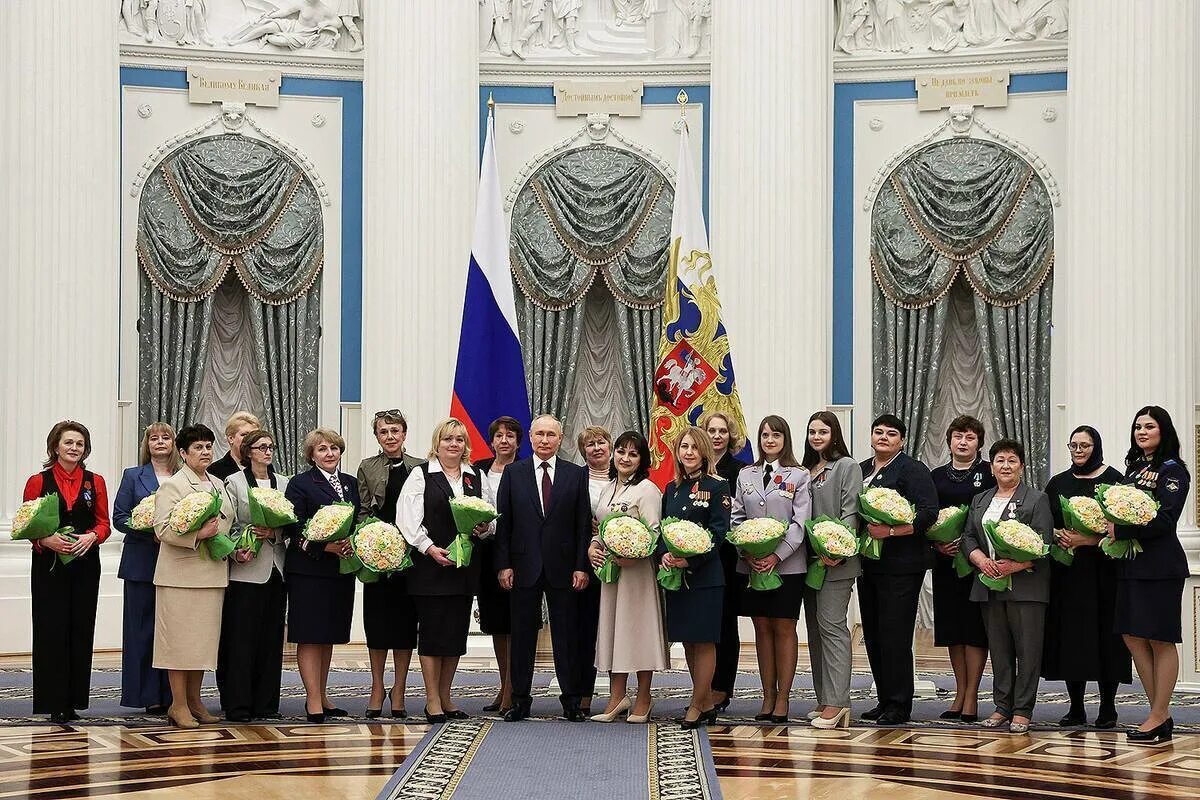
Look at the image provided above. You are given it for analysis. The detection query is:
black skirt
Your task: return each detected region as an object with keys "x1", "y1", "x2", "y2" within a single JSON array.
[
  {"x1": 286, "y1": 573, "x2": 355, "y2": 645},
  {"x1": 931, "y1": 557, "x2": 988, "y2": 648},
  {"x1": 363, "y1": 573, "x2": 418, "y2": 651},
  {"x1": 475, "y1": 538, "x2": 511, "y2": 635},
  {"x1": 739, "y1": 573, "x2": 804, "y2": 620},
  {"x1": 413, "y1": 594, "x2": 473, "y2": 657},
  {"x1": 665, "y1": 586, "x2": 723, "y2": 643},
  {"x1": 1042, "y1": 548, "x2": 1131, "y2": 682},
  {"x1": 1115, "y1": 578, "x2": 1184, "y2": 644}
]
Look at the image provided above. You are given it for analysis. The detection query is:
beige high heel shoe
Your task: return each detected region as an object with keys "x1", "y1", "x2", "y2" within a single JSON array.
[
  {"x1": 627, "y1": 700, "x2": 654, "y2": 724},
  {"x1": 167, "y1": 706, "x2": 199, "y2": 729},
  {"x1": 590, "y1": 696, "x2": 631, "y2": 722},
  {"x1": 810, "y1": 708, "x2": 850, "y2": 729}
]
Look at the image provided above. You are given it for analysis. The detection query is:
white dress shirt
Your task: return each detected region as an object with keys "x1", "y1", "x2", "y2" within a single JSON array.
[
  {"x1": 398, "y1": 460, "x2": 495, "y2": 554},
  {"x1": 317, "y1": 466, "x2": 345, "y2": 500},
  {"x1": 533, "y1": 454, "x2": 558, "y2": 515},
  {"x1": 982, "y1": 494, "x2": 1010, "y2": 558}
]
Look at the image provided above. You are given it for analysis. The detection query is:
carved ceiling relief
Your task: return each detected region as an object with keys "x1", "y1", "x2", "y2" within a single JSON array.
[
  {"x1": 479, "y1": 0, "x2": 711, "y2": 62},
  {"x1": 834, "y1": 0, "x2": 1067, "y2": 56},
  {"x1": 119, "y1": 0, "x2": 364, "y2": 55}
]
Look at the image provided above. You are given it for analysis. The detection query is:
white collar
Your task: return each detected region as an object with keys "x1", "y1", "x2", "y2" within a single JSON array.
[
  {"x1": 318, "y1": 467, "x2": 339, "y2": 481},
  {"x1": 763, "y1": 460, "x2": 781, "y2": 473},
  {"x1": 429, "y1": 459, "x2": 474, "y2": 477},
  {"x1": 535, "y1": 455, "x2": 558, "y2": 470}
]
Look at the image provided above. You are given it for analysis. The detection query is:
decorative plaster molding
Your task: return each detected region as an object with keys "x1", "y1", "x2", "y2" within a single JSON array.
[
  {"x1": 833, "y1": 41, "x2": 1066, "y2": 83},
  {"x1": 121, "y1": 45, "x2": 363, "y2": 80},
  {"x1": 480, "y1": 59, "x2": 709, "y2": 87}
]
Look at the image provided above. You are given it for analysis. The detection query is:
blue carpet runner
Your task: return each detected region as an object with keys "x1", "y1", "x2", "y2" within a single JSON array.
[{"x1": 376, "y1": 720, "x2": 722, "y2": 800}]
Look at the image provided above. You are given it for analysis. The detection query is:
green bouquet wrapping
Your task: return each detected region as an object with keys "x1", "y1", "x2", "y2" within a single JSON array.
[
  {"x1": 594, "y1": 513, "x2": 658, "y2": 584},
  {"x1": 803, "y1": 516, "x2": 860, "y2": 590},
  {"x1": 656, "y1": 517, "x2": 714, "y2": 591},
  {"x1": 1095, "y1": 484, "x2": 1156, "y2": 560},
  {"x1": 248, "y1": 486, "x2": 298, "y2": 529},
  {"x1": 857, "y1": 487, "x2": 916, "y2": 560},
  {"x1": 1053, "y1": 495, "x2": 1109, "y2": 566},
  {"x1": 339, "y1": 518, "x2": 411, "y2": 583},
  {"x1": 234, "y1": 524, "x2": 264, "y2": 558},
  {"x1": 978, "y1": 519, "x2": 1050, "y2": 592},
  {"x1": 302, "y1": 502, "x2": 356, "y2": 543},
  {"x1": 727, "y1": 517, "x2": 788, "y2": 592},
  {"x1": 447, "y1": 496, "x2": 500, "y2": 568},
  {"x1": 925, "y1": 505, "x2": 973, "y2": 577},
  {"x1": 11, "y1": 494, "x2": 61, "y2": 541},
  {"x1": 166, "y1": 490, "x2": 232, "y2": 560}
]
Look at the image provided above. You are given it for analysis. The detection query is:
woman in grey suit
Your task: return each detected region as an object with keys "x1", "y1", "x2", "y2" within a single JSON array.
[
  {"x1": 962, "y1": 439, "x2": 1054, "y2": 734},
  {"x1": 800, "y1": 411, "x2": 862, "y2": 729},
  {"x1": 730, "y1": 415, "x2": 811, "y2": 723},
  {"x1": 218, "y1": 429, "x2": 289, "y2": 722}
]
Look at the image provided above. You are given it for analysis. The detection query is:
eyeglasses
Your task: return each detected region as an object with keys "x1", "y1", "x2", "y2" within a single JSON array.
[
  {"x1": 1066, "y1": 443, "x2": 1093, "y2": 452},
  {"x1": 374, "y1": 409, "x2": 404, "y2": 419},
  {"x1": 251, "y1": 444, "x2": 275, "y2": 452}
]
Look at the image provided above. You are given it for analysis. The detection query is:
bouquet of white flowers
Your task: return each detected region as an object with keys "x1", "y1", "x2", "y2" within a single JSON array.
[
  {"x1": 301, "y1": 502, "x2": 356, "y2": 542},
  {"x1": 248, "y1": 487, "x2": 298, "y2": 529},
  {"x1": 657, "y1": 518, "x2": 714, "y2": 591},
  {"x1": 1052, "y1": 496, "x2": 1107, "y2": 565},
  {"x1": 340, "y1": 518, "x2": 411, "y2": 582},
  {"x1": 979, "y1": 519, "x2": 1049, "y2": 592},
  {"x1": 925, "y1": 505, "x2": 972, "y2": 577},
  {"x1": 447, "y1": 496, "x2": 499, "y2": 568},
  {"x1": 1095, "y1": 484, "x2": 1156, "y2": 560},
  {"x1": 11, "y1": 494, "x2": 61, "y2": 542},
  {"x1": 727, "y1": 517, "x2": 788, "y2": 591},
  {"x1": 857, "y1": 487, "x2": 916, "y2": 560},
  {"x1": 803, "y1": 516, "x2": 859, "y2": 590},
  {"x1": 168, "y1": 490, "x2": 234, "y2": 560},
  {"x1": 128, "y1": 494, "x2": 157, "y2": 532},
  {"x1": 595, "y1": 513, "x2": 658, "y2": 584}
]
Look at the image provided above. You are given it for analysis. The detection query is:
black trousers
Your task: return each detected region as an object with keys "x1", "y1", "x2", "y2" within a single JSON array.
[
  {"x1": 576, "y1": 578, "x2": 600, "y2": 700},
  {"x1": 712, "y1": 543, "x2": 745, "y2": 697},
  {"x1": 217, "y1": 571, "x2": 286, "y2": 717},
  {"x1": 510, "y1": 577, "x2": 581, "y2": 709},
  {"x1": 857, "y1": 570, "x2": 924, "y2": 716},
  {"x1": 31, "y1": 548, "x2": 100, "y2": 714}
]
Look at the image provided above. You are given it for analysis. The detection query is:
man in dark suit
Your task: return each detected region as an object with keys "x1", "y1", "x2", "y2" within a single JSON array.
[{"x1": 494, "y1": 414, "x2": 592, "y2": 721}]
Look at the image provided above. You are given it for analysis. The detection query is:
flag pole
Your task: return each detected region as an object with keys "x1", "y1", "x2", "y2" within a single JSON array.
[
  {"x1": 487, "y1": 90, "x2": 495, "y2": 117},
  {"x1": 676, "y1": 88, "x2": 688, "y2": 132}
]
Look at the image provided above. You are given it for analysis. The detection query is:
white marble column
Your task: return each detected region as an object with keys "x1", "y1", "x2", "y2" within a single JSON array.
[
  {"x1": 709, "y1": 2, "x2": 833, "y2": 428},
  {"x1": 0, "y1": 2, "x2": 120, "y2": 648},
  {"x1": 359, "y1": 2, "x2": 479, "y2": 454}
]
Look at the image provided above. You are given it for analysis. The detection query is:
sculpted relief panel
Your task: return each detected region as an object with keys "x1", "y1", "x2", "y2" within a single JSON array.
[
  {"x1": 120, "y1": 0, "x2": 364, "y2": 54},
  {"x1": 835, "y1": 0, "x2": 1067, "y2": 55}
]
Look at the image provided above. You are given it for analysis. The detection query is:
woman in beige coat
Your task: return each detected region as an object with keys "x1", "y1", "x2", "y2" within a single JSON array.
[{"x1": 153, "y1": 424, "x2": 235, "y2": 729}]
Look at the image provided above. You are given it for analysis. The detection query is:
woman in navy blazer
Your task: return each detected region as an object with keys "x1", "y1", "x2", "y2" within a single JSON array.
[
  {"x1": 283, "y1": 427, "x2": 361, "y2": 724},
  {"x1": 659, "y1": 426, "x2": 731, "y2": 729},
  {"x1": 113, "y1": 422, "x2": 179, "y2": 713}
]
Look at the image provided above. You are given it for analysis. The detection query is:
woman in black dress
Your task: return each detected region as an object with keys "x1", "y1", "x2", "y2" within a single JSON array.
[
  {"x1": 1108, "y1": 406, "x2": 1191, "y2": 743},
  {"x1": 701, "y1": 411, "x2": 748, "y2": 712},
  {"x1": 1042, "y1": 425, "x2": 1130, "y2": 728},
  {"x1": 929, "y1": 415, "x2": 994, "y2": 723},
  {"x1": 659, "y1": 426, "x2": 731, "y2": 729}
]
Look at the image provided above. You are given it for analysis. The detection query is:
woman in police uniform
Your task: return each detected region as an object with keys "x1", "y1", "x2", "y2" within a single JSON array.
[{"x1": 1108, "y1": 406, "x2": 1191, "y2": 744}]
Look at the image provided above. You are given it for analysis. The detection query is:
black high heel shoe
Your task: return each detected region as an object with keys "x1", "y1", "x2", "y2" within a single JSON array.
[
  {"x1": 1127, "y1": 717, "x2": 1172, "y2": 744},
  {"x1": 366, "y1": 689, "x2": 384, "y2": 719},
  {"x1": 306, "y1": 708, "x2": 326, "y2": 724},
  {"x1": 388, "y1": 689, "x2": 408, "y2": 719},
  {"x1": 425, "y1": 705, "x2": 447, "y2": 724},
  {"x1": 680, "y1": 706, "x2": 705, "y2": 730},
  {"x1": 713, "y1": 697, "x2": 731, "y2": 713}
]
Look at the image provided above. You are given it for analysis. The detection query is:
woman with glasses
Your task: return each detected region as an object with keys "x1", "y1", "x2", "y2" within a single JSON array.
[
  {"x1": 1041, "y1": 426, "x2": 1129, "y2": 728},
  {"x1": 356, "y1": 410, "x2": 424, "y2": 718}
]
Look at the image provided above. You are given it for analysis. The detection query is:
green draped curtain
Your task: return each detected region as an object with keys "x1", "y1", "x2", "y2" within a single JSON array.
[
  {"x1": 870, "y1": 138, "x2": 1054, "y2": 484},
  {"x1": 510, "y1": 144, "x2": 673, "y2": 435},
  {"x1": 136, "y1": 134, "x2": 323, "y2": 473}
]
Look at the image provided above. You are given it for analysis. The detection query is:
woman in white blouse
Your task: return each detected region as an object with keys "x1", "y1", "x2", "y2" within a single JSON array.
[
  {"x1": 397, "y1": 418, "x2": 493, "y2": 723},
  {"x1": 576, "y1": 424, "x2": 613, "y2": 715}
]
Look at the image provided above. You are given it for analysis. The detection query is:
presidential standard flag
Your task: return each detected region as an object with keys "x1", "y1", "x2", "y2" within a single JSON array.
[
  {"x1": 450, "y1": 106, "x2": 532, "y2": 459},
  {"x1": 648, "y1": 116, "x2": 750, "y2": 486}
]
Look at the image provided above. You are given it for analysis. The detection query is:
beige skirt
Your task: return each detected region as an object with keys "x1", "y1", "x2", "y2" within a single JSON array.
[
  {"x1": 153, "y1": 586, "x2": 224, "y2": 671},
  {"x1": 595, "y1": 558, "x2": 669, "y2": 673}
]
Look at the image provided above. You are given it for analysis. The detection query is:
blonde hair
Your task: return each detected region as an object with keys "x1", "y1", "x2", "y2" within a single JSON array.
[
  {"x1": 303, "y1": 427, "x2": 346, "y2": 465},
  {"x1": 139, "y1": 422, "x2": 180, "y2": 471},
  {"x1": 672, "y1": 426, "x2": 718, "y2": 486},
  {"x1": 698, "y1": 410, "x2": 745, "y2": 453},
  {"x1": 224, "y1": 411, "x2": 262, "y2": 438},
  {"x1": 576, "y1": 425, "x2": 612, "y2": 458},
  {"x1": 428, "y1": 418, "x2": 472, "y2": 461}
]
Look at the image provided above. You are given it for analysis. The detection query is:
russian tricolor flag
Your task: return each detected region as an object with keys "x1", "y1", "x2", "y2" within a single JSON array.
[{"x1": 450, "y1": 106, "x2": 533, "y2": 459}]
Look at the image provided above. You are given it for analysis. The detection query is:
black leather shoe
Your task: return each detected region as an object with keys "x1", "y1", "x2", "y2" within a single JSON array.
[
  {"x1": 323, "y1": 706, "x2": 348, "y2": 717},
  {"x1": 226, "y1": 711, "x2": 252, "y2": 723},
  {"x1": 567, "y1": 709, "x2": 586, "y2": 722},
  {"x1": 1127, "y1": 718, "x2": 1172, "y2": 744},
  {"x1": 445, "y1": 709, "x2": 469, "y2": 720},
  {"x1": 959, "y1": 713, "x2": 978, "y2": 724},
  {"x1": 768, "y1": 714, "x2": 788, "y2": 724},
  {"x1": 713, "y1": 697, "x2": 731, "y2": 713},
  {"x1": 482, "y1": 701, "x2": 502, "y2": 713},
  {"x1": 876, "y1": 711, "x2": 910, "y2": 726},
  {"x1": 939, "y1": 710, "x2": 962, "y2": 720},
  {"x1": 1059, "y1": 712, "x2": 1086, "y2": 727},
  {"x1": 49, "y1": 712, "x2": 70, "y2": 724},
  {"x1": 306, "y1": 712, "x2": 326, "y2": 724},
  {"x1": 753, "y1": 712, "x2": 773, "y2": 721},
  {"x1": 503, "y1": 702, "x2": 531, "y2": 722},
  {"x1": 146, "y1": 705, "x2": 168, "y2": 715},
  {"x1": 66, "y1": 710, "x2": 81, "y2": 722},
  {"x1": 704, "y1": 707, "x2": 721, "y2": 726},
  {"x1": 680, "y1": 708, "x2": 704, "y2": 730},
  {"x1": 424, "y1": 705, "x2": 447, "y2": 724},
  {"x1": 861, "y1": 705, "x2": 885, "y2": 721},
  {"x1": 1095, "y1": 714, "x2": 1118, "y2": 730}
]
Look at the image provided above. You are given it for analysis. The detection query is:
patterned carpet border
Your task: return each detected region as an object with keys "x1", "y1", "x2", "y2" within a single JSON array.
[
  {"x1": 649, "y1": 723, "x2": 720, "y2": 800},
  {"x1": 377, "y1": 719, "x2": 492, "y2": 800}
]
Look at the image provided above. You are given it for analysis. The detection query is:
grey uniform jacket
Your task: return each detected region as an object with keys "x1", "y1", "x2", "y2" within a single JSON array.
[
  {"x1": 730, "y1": 463, "x2": 812, "y2": 575},
  {"x1": 961, "y1": 482, "x2": 1055, "y2": 603}
]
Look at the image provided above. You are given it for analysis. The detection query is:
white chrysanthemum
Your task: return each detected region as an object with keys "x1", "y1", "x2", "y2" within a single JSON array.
[
  {"x1": 450, "y1": 496, "x2": 498, "y2": 514},
  {"x1": 12, "y1": 496, "x2": 54, "y2": 536},
  {"x1": 1066, "y1": 496, "x2": 1107, "y2": 533},
  {"x1": 728, "y1": 517, "x2": 787, "y2": 545},
  {"x1": 862, "y1": 487, "x2": 916, "y2": 523},
  {"x1": 1099, "y1": 485, "x2": 1157, "y2": 526},
  {"x1": 168, "y1": 491, "x2": 217, "y2": 534},
  {"x1": 936, "y1": 507, "x2": 959, "y2": 526},
  {"x1": 130, "y1": 494, "x2": 157, "y2": 530},
  {"x1": 811, "y1": 520, "x2": 859, "y2": 558},
  {"x1": 306, "y1": 504, "x2": 355, "y2": 541},
  {"x1": 354, "y1": 521, "x2": 408, "y2": 572},
  {"x1": 601, "y1": 517, "x2": 656, "y2": 559},
  {"x1": 994, "y1": 519, "x2": 1045, "y2": 553},
  {"x1": 662, "y1": 519, "x2": 713, "y2": 553},
  {"x1": 249, "y1": 487, "x2": 295, "y2": 517}
]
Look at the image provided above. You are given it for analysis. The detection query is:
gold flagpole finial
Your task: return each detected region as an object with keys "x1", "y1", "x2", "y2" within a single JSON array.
[
  {"x1": 487, "y1": 91, "x2": 495, "y2": 114},
  {"x1": 676, "y1": 89, "x2": 688, "y2": 117}
]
